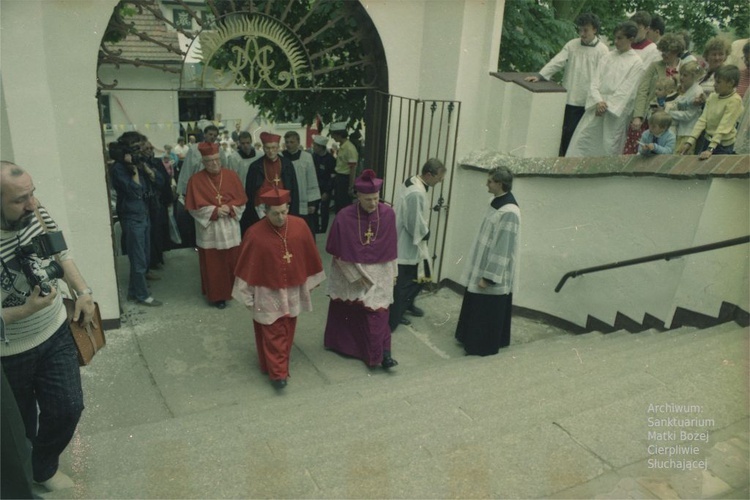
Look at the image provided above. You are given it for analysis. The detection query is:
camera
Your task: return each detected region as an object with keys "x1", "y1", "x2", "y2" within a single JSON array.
[
  {"x1": 108, "y1": 141, "x2": 146, "y2": 165},
  {"x1": 16, "y1": 232, "x2": 67, "y2": 296}
]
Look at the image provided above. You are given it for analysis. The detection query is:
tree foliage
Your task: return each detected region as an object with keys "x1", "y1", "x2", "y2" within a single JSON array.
[{"x1": 500, "y1": 0, "x2": 750, "y2": 72}]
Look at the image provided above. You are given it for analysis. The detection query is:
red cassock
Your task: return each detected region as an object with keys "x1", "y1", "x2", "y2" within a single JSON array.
[
  {"x1": 234, "y1": 215, "x2": 323, "y2": 381},
  {"x1": 185, "y1": 168, "x2": 248, "y2": 302}
]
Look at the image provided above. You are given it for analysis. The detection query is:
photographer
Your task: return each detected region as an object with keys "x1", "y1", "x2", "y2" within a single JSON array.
[
  {"x1": 109, "y1": 132, "x2": 162, "y2": 306},
  {"x1": 0, "y1": 161, "x2": 94, "y2": 491}
]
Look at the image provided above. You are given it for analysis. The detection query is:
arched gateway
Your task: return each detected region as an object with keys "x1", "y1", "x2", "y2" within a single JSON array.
[
  {"x1": 98, "y1": 0, "x2": 459, "y2": 283},
  {"x1": 98, "y1": 0, "x2": 388, "y2": 161}
]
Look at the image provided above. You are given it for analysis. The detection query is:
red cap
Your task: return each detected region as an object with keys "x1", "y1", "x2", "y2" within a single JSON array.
[
  {"x1": 259, "y1": 132, "x2": 281, "y2": 144},
  {"x1": 198, "y1": 142, "x2": 219, "y2": 158},
  {"x1": 354, "y1": 169, "x2": 383, "y2": 194},
  {"x1": 259, "y1": 188, "x2": 291, "y2": 206}
]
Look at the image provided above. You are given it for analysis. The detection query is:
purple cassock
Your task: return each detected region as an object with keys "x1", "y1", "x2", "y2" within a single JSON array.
[{"x1": 324, "y1": 201, "x2": 398, "y2": 366}]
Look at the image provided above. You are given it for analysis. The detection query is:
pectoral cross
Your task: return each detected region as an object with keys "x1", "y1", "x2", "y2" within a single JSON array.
[
  {"x1": 215, "y1": 193, "x2": 223, "y2": 204},
  {"x1": 272, "y1": 175, "x2": 281, "y2": 186},
  {"x1": 283, "y1": 250, "x2": 293, "y2": 263},
  {"x1": 364, "y1": 225, "x2": 374, "y2": 245}
]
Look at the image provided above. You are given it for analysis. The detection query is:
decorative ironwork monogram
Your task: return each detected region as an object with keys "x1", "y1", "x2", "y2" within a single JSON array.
[{"x1": 197, "y1": 14, "x2": 312, "y2": 90}]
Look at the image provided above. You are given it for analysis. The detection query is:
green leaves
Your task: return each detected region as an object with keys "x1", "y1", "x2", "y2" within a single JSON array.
[{"x1": 500, "y1": 0, "x2": 748, "y2": 72}]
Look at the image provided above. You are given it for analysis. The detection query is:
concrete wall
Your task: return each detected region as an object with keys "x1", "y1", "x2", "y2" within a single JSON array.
[
  {"x1": 364, "y1": 0, "x2": 506, "y2": 154},
  {"x1": 1, "y1": 0, "x2": 120, "y2": 320},
  {"x1": 442, "y1": 166, "x2": 749, "y2": 328}
]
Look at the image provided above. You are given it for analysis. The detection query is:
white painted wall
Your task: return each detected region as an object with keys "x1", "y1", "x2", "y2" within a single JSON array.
[
  {"x1": 443, "y1": 167, "x2": 750, "y2": 328},
  {"x1": 1, "y1": 0, "x2": 120, "y2": 320}
]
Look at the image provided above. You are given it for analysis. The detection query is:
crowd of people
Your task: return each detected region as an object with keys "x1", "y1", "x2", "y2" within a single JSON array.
[{"x1": 526, "y1": 11, "x2": 749, "y2": 158}]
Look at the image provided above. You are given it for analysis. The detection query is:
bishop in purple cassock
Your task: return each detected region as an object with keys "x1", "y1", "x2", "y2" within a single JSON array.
[{"x1": 324, "y1": 169, "x2": 399, "y2": 369}]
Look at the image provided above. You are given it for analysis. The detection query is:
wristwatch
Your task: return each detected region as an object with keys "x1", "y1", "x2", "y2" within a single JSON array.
[
  {"x1": 76, "y1": 287, "x2": 93, "y2": 297},
  {"x1": 707, "y1": 146, "x2": 715, "y2": 153}
]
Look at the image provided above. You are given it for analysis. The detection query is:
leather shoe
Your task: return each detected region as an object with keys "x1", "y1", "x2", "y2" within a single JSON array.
[
  {"x1": 145, "y1": 272, "x2": 161, "y2": 281},
  {"x1": 381, "y1": 356, "x2": 398, "y2": 369},
  {"x1": 271, "y1": 379, "x2": 287, "y2": 389},
  {"x1": 213, "y1": 300, "x2": 227, "y2": 309},
  {"x1": 399, "y1": 317, "x2": 411, "y2": 326},
  {"x1": 406, "y1": 305, "x2": 424, "y2": 317}
]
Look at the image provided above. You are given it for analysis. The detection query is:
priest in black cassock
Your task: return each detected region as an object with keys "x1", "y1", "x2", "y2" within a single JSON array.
[
  {"x1": 455, "y1": 166, "x2": 520, "y2": 356},
  {"x1": 239, "y1": 131, "x2": 300, "y2": 235}
]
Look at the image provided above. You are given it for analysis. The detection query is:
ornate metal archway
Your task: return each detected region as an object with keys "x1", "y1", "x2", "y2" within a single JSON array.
[{"x1": 97, "y1": 0, "x2": 387, "y2": 93}]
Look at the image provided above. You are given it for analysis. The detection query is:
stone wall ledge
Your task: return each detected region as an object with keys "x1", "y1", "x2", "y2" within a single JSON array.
[{"x1": 460, "y1": 150, "x2": 750, "y2": 179}]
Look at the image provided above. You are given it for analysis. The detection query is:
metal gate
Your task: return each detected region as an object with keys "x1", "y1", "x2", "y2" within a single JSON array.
[{"x1": 370, "y1": 91, "x2": 461, "y2": 285}]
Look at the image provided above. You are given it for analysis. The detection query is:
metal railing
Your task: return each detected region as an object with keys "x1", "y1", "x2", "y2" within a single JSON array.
[{"x1": 555, "y1": 236, "x2": 750, "y2": 293}]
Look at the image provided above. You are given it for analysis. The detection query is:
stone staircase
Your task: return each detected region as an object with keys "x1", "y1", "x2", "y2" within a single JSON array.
[{"x1": 45, "y1": 274, "x2": 748, "y2": 500}]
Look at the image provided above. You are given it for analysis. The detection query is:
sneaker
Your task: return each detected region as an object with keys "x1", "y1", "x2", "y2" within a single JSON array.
[{"x1": 137, "y1": 297, "x2": 163, "y2": 307}]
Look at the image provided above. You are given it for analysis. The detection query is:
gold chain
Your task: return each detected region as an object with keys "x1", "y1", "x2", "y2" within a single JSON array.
[
  {"x1": 356, "y1": 202, "x2": 379, "y2": 245},
  {"x1": 208, "y1": 170, "x2": 224, "y2": 204},
  {"x1": 263, "y1": 158, "x2": 282, "y2": 186},
  {"x1": 268, "y1": 218, "x2": 293, "y2": 263}
]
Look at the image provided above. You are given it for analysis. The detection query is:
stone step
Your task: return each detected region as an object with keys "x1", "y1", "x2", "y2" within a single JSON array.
[{"x1": 211, "y1": 323, "x2": 746, "y2": 432}]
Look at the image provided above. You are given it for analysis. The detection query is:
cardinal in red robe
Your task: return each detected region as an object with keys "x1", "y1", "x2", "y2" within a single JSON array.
[
  {"x1": 232, "y1": 188, "x2": 325, "y2": 389},
  {"x1": 186, "y1": 142, "x2": 247, "y2": 309}
]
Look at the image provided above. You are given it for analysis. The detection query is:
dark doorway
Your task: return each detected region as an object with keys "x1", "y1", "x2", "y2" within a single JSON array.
[{"x1": 178, "y1": 90, "x2": 215, "y2": 139}]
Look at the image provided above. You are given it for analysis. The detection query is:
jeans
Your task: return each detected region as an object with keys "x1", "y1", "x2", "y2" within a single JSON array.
[
  {"x1": 1, "y1": 321, "x2": 84, "y2": 482},
  {"x1": 122, "y1": 215, "x2": 151, "y2": 301}
]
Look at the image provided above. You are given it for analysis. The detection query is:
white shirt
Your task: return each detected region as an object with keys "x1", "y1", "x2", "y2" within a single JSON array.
[{"x1": 539, "y1": 38, "x2": 610, "y2": 106}]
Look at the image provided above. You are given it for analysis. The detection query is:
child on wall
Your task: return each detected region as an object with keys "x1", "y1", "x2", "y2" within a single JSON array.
[
  {"x1": 650, "y1": 76, "x2": 679, "y2": 135},
  {"x1": 638, "y1": 111, "x2": 675, "y2": 155},
  {"x1": 566, "y1": 21, "x2": 645, "y2": 157},
  {"x1": 680, "y1": 65, "x2": 744, "y2": 160},
  {"x1": 524, "y1": 13, "x2": 609, "y2": 156},
  {"x1": 669, "y1": 61, "x2": 705, "y2": 154}
]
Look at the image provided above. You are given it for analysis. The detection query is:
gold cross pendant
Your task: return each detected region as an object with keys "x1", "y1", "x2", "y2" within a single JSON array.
[
  {"x1": 273, "y1": 175, "x2": 281, "y2": 186},
  {"x1": 215, "y1": 193, "x2": 223, "y2": 204},
  {"x1": 283, "y1": 250, "x2": 293, "y2": 263},
  {"x1": 364, "y1": 225, "x2": 374, "y2": 244}
]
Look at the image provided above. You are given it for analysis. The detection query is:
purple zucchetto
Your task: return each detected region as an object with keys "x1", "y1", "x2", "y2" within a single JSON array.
[{"x1": 353, "y1": 169, "x2": 382, "y2": 194}]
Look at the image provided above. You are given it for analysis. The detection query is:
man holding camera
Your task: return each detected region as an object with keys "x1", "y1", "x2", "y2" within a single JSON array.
[{"x1": 1, "y1": 161, "x2": 95, "y2": 491}]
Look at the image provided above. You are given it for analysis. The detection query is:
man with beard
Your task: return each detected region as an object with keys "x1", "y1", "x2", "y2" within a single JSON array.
[
  {"x1": 239, "y1": 132, "x2": 300, "y2": 235},
  {"x1": 1, "y1": 161, "x2": 95, "y2": 492}
]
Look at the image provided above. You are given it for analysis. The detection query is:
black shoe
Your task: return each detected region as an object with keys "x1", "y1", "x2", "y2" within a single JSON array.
[
  {"x1": 399, "y1": 317, "x2": 411, "y2": 326},
  {"x1": 271, "y1": 379, "x2": 287, "y2": 389},
  {"x1": 214, "y1": 301, "x2": 227, "y2": 309},
  {"x1": 406, "y1": 305, "x2": 424, "y2": 317},
  {"x1": 381, "y1": 356, "x2": 398, "y2": 369}
]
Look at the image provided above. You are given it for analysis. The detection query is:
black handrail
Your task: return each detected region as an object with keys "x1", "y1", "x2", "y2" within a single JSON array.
[{"x1": 555, "y1": 236, "x2": 750, "y2": 293}]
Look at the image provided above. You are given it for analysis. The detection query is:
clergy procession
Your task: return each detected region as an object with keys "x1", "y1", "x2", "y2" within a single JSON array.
[{"x1": 108, "y1": 121, "x2": 520, "y2": 392}]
